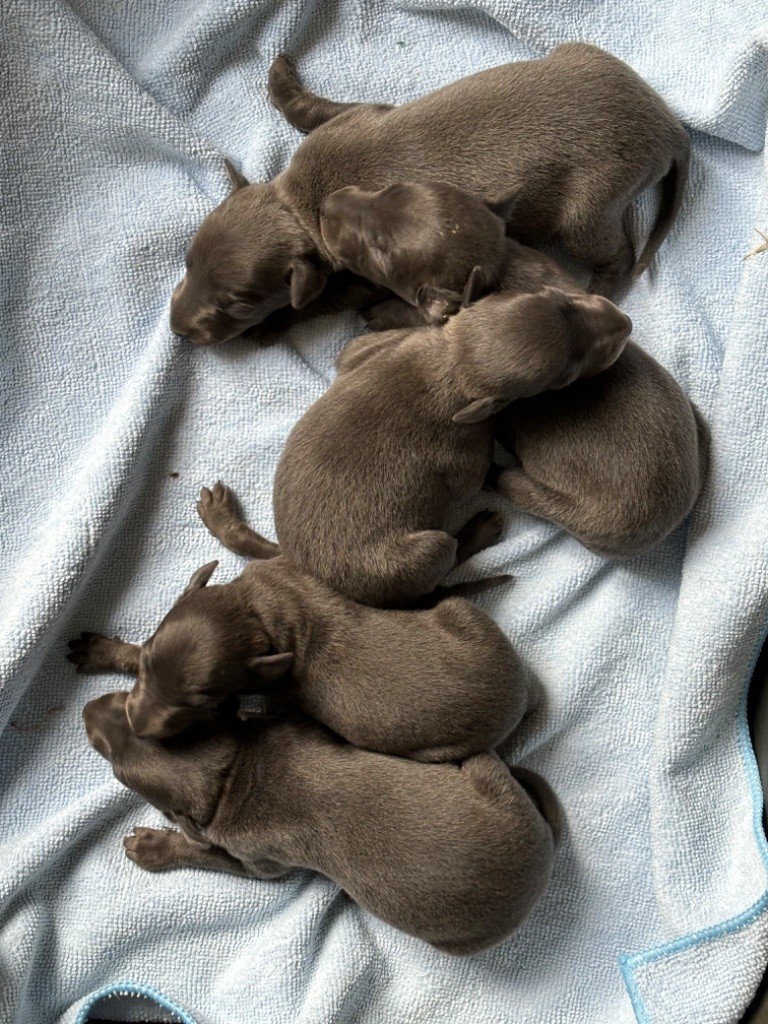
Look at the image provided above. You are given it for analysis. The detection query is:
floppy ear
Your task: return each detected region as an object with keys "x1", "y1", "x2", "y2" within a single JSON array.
[
  {"x1": 181, "y1": 561, "x2": 218, "y2": 597},
  {"x1": 247, "y1": 651, "x2": 295, "y2": 682},
  {"x1": 415, "y1": 284, "x2": 463, "y2": 324},
  {"x1": 460, "y1": 265, "x2": 488, "y2": 308},
  {"x1": 224, "y1": 158, "x2": 249, "y2": 192},
  {"x1": 487, "y1": 184, "x2": 523, "y2": 224},
  {"x1": 452, "y1": 397, "x2": 509, "y2": 424},
  {"x1": 288, "y1": 259, "x2": 328, "y2": 309}
]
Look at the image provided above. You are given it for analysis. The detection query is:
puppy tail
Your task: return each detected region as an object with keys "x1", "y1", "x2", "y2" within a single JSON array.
[
  {"x1": 634, "y1": 136, "x2": 691, "y2": 277},
  {"x1": 509, "y1": 766, "x2": 563, "y2": 846}
]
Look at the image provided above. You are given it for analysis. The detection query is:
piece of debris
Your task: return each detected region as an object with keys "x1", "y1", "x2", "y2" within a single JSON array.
[
  {"x1": 11, "y1": 705, "x2": 64, "y2": 733},
  {"x1": 167, "y1": 471, "x2": 180, "y2": 479},
  {"x1": 743, "y1": 228, "x2": 768, "y2": 261}
]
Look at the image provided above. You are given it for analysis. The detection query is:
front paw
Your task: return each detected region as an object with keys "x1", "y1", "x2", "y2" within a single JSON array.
[
  {"x1": 124, "y1": 827, "x2": 184, "y2": 872},
  {"x1": 197, "y1": 481, "x2": 240, "y2": 540},
  {"x1": 67, "y1": 633, "x2": 122, "y2": 673}
]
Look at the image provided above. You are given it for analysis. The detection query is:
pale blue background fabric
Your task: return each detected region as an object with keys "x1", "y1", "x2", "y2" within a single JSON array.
[{"x1": 1, "y1": 2, "x2": 768, "y2": 1022}]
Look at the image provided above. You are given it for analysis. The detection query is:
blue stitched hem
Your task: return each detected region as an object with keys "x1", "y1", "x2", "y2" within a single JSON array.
[
  {"x1": 619, "y1": 614, "x2": 768, "y2": 1023},
  {"x1": 74, "y1": 981, "x2": 198, "y2": 1024}
]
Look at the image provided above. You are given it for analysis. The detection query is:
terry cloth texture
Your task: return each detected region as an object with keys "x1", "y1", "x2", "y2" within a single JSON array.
[{"x1": 1, "y1": 2, "x2": 767, "y2": 1022}]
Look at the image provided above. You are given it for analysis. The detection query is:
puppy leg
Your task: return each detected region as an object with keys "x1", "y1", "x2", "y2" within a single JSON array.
[
  {"x1": 562, "y1": 209, "x2": 635, "y2": 298},
  {"x1": 268, "y1": 55, "x2": 392, "y2": 133},
  {"x1": 67, "y1": 633, "x2": 140, "y2": 675},
  {"x1": 492, "y1": 466, "x2": 565, "y2": 519},
  {"x1": 421, "y1": 575, "x2": 513, "y2": 608},
  {"x1": 362, "y1": 530, "x2": 459, "y2": 604},
  {"x1": 197, "y1": 483, "x2": 280, "y2": 560},
  {"x1": 454, "y1": 511, "x2": 504, "y2": 564},
  {"x1": 124, "y1": 827, "x2": 254, "y2": 877}
]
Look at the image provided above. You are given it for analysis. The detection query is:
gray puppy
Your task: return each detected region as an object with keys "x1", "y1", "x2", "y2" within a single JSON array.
[
  {"x1": 317, "y1": 180, "x2": 708, "y2": 556},
  {"x1": 170, "y1": 45, "x2": 689, "y2": 343},
  {"x1": 84, "y1": 692, "x2": 560, "y2": 955},
  {"x1": 269, "y1": 288, "x2": 630, "y2": 605},
  {"x1": 68, "y1": 482, "x2": 529, "y2": 754}
]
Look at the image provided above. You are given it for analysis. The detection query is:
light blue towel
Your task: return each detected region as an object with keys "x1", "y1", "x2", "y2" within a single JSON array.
[{"x1": 1, "y1": 2, "x2": 767, "y2": 1022}]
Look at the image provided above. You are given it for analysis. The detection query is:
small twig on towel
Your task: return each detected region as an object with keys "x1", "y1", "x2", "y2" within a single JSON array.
[
  {"x1": 743, "y1": 228, "x2": 768, "y2": 261},
  {"x1": 11, "y1": 706, "x2": 64, "y2": 733}
]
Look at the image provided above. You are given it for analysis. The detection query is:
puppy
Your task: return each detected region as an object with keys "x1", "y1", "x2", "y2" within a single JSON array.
[
  {"x1": 84, "y1": 693, "x2": 561, "y2": 955},
  {"x1": 269, "y1": 288, "x2": 630, "y2": 605},
  {"x1": 69, "y1": 483, "x2": 529, "y2": 755},
  {"x1": 320, "y1": 180, "x2": 575, "y2": 329},
  {"x1": 170, "y1": 45, "x2": 689, "y2": 342},
  {"x1": 319, "y1": 181, "x2": 516, "y2": 321},
  {"x1": 319, "y1": 180, "x2": 708, "y2": 556}
]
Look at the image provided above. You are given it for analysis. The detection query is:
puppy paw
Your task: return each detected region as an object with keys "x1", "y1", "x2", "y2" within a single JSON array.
[
  {"x1": 124, "y1": 827, "x2": 184, "y2": 872},
  {"x1": 67, "y1": 633, "x2": 122, "y2": 673},
  {"x1": 473, "y1": 510, "x2": 504, "y2": 548},
  {"x1": 456, "y1": 510, "x2": 504, "y2": 561},
  {"x1": 268, "y1": 54, "x2": 298, "y2": 107},
  {"x1": 197, "y1": 481, "x2": 240, "y2": 539}
]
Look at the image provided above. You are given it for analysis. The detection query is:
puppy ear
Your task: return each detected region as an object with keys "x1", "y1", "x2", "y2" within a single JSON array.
[
  {"x1": 247, "y1": 652, "x2": 295, "y2": 682},
  {"x1": 415, "y1": 284, "x2": 463, "y2": 324},
  {"x1": 487, "y1": 184, "x2": 523, "y2": 224},
  {"x1": 453, "y1": 397, "x2": 508, "y2": 424},
  {"x1": 288, "y1": 259, "x2": 328, "y2": 309},
  {"x1": 224, "y1": 158, "x2": 249, "y2": 192},
  {"x1": 181, "y1": 560, "x2": 218, "y2": 596},
  {"x1": 460, "y1": 266, "x2": 488, "y2": 308}
]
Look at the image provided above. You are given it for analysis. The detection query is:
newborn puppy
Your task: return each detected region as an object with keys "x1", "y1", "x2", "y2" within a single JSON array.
[
  {"x1": 319, "y1": 181, "x2": 516, "y2": 321},
  {"x1": 324, "y1": 180, "x2": 708, "y2": 556},
  {"x1": 270, "y1": 288, "x2": 630, "y2": 605},
  {"x1": 321, "y1": 180, "x2": 574, "y2": 329},
  {"x1": 83, "y1": 693, "x2": 560, "y2": 955},
  {"x1": 170, "y1": 44, "x2": 689, "y2": 342},
  {"x1": 69, "y1": 484, "x2": 528, "y2": 755}
]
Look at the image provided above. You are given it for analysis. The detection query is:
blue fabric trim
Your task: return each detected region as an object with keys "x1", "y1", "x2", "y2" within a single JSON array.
[
  {"x1": 74, "y1": 981, "x2": 198, "y2": 1024},
  {"x1": 619, "y1": 616, "x2": 768, "y2": 1022}
]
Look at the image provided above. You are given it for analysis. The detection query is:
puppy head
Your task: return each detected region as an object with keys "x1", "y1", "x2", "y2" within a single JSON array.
[
  {"x1": 450, "y1": 287, "x2": 632, "y2": 423},
  {"x1": 170, "y1": 161, "x2": 328, "y2": 345},
  {"x1": 83, "y1": 690, "x2": 237, "y2": 824},
  {"x1": 319, "y1": 181, "x2": 514, "y2": 319},
  {"x1": 126, "y1": 562, "x2": 294, "y2": 739}
]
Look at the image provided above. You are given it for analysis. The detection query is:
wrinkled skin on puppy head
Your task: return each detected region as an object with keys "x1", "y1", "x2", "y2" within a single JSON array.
[
  {"x1": 170, "y1": 161, "x2": 328, "y2": 344},
  {"x1": 450, "y1": 286, "x2": 633, "y2": 424},
  {"x1": 319, "y1": 181, "x2": 518, "y2": 320},
  {"x1": 125, "y1": 562, "x2": 294, "y2": 739}
]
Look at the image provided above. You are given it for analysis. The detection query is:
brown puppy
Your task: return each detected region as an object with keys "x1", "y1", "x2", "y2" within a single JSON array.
[
  {"x1": 269, "y1": 288, "x2": 630, "y2": 605},
  {"x1": 69, "y1": 484, "x2": 528, "y2": 753},
  {"x1": 320, "y1": 180, "x2": 708, "y2": 556},
  {"x1": 83, "y1": 692, "x2": 560, "y2": 955},
  {"x1": 170, "y1": 45, "x2": 689, "y2": 342},
  {"x1": 319, "y1": 181, "x2": 517, "y2": 321}
]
